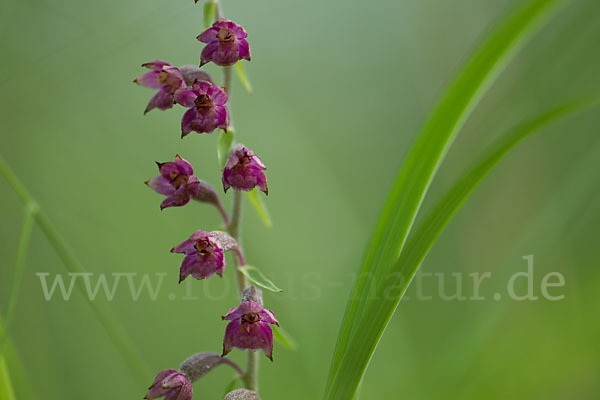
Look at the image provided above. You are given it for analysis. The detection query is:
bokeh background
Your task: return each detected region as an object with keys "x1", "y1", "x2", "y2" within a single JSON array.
[{"x1": 1, "y1": 0, "x2": 599, "y2": 399}]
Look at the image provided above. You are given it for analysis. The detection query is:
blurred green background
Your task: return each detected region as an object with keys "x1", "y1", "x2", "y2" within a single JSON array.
[{"x1": 1, "y1": 0, "x2": 599, "y2": 399}]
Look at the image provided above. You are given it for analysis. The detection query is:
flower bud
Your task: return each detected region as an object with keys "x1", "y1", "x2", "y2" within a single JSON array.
[
  {"x1": 179, "y1": 65, "x2": 213, "y2": 87},
  {"x1": 222, "y1": 145, "x2": 268, "y2": 194},
  {"x1": 145, "y1": 369, "x2": 192, "y2": 400},
  {"x1": 224, "y1": 389, "x2": 260, "y2": 400},
  {"x1": 180, "y1": 352, "x2": 244, "y2": 381},
  {"x1": 197, "y1": 19, "x2": 251, "y2": 67}
]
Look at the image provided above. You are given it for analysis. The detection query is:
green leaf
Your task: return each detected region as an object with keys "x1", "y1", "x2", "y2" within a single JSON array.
[
  {"x1": 217, "y1": 128, "x2": 235, "y2": 169},
  {"x1": 234, "y1": 61, "x2": 253, "y2": 93},
  {"x1": 325, "y1": 0, "x2": 568, "y2": 398},
  {"x1": 245, "y1": 188, "x2": 272, "y2": 227},
  {"x1": 238, "y1": 265, "x2": 283, "y2": 293},
  {"x1": 203, "y1": 0, "x2": 216, "y2": 29},
  {"x1": 273, "y1": 325, "x2": 299, "y2": 351}
]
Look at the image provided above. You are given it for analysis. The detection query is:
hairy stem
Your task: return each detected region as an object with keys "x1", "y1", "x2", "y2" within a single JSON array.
[
  {"x1": 212, "y1": 0, "x2": 259, "y2": 391},
  {"x1": 243, "y1": 350, "x2": 259, "y2": 392}
]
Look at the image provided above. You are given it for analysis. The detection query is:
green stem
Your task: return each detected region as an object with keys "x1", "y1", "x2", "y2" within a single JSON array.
[
  {"x1": 212, "y1": 0, "x2": 258, "y2": 391},
  {"x1": 243, "y1": 350, "x2": 259, "y2": 392},
  {"x1": 0, "y1": 154, "x2": 151, "y2": 385},
  {"x1": 0, "y1": 207, "x2": 34, "y2": 357}
]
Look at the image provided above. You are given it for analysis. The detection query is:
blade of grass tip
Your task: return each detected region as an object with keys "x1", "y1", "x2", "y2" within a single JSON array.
[
  {"x1": 0, "y1": 207, "x2": 34, "y2": 357},
  {"x1": 327, "y1": 0, "x2": 566, "y2": 391},
  {"x1": 0, "y1": 155, "x2": 151, "y2": 385},
  {"x1": 332, "y1": 98, "x2": 597, "y2": 399}
]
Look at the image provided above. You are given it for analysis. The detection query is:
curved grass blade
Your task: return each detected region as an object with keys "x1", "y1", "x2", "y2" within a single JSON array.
[
  {"x1": 0, "y1": 313, "x2": 40, "y2": 399},
  {"x1": 238, "y1": 265, "x2": 283, "y2": 293},
  {"x1": 0, "y1": 207, "x2": 34, "y2": 356},
  {"x1": 326, "y1": 0, "x2": 565, "y2": 395},
  {"x1": 0, "y1": 356, "x2": 15, "y2": 400},
  {"x1": 246, "y1": 188, "x2": 272, "y2": 228},
  {"x1": 328, "y1": 98, "x2": 597, "y2": 399},
  {"x1": 0, "y1": 155, "x2": 152, "y2": 385}
]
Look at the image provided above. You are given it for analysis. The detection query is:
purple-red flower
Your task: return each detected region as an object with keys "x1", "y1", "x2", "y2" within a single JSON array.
[
  {"x1": 222, "y1": 301, "x2": 279, "y2": 361},
  {"x1": 222, "y1": 145, "x2": 268, "y2": 194},
  {"x1": 134, "y1": 61, "x2": 185, "y2": 114},
  {"x1": 171, "y1": 230, "x2": 226, "y2": 282},
  {"x1": 144, "y1": 369, "x2": 192, "y2": 400},
  {"x1": 146, "y1": 155, "x2": 201, "y2": 210},
  {"x1": 197, "y1": 19, "x2": 251, "y2": 67},
  {"x1": 174, "y1": 80, "x2": 229, "y2": 136}
]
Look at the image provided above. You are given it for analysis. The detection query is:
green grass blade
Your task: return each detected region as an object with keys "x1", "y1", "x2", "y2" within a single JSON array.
[
  {"x1": 328, "y1": 98, "x2": 596, "y2": 399},
  {"x1": 0, "y1": 356, "x2": 15, "y2": 400},
  {"x1": 234, "y1": 61, "x2": 253, "y2": 94},
  {"x1": 0, "y1": 155, "x2": 152, "y2": 385},
  {"x1": 326, "y1": 0, "x2": 565, "y2": 393},
  {"x1": 0, "y1": 207, "x2": 34, "y2": 356},
  {"x1": 245, "y1": 188, "x2": 272, "y2": 228}
]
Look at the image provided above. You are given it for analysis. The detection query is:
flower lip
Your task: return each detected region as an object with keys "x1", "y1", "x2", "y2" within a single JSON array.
[
  {"x1": 194, "y1": 94, "x2": 213, "y2": 109},
  {"x1": 242, "y1": 312, "x2": 260, "y2": 324},
  {"x1": 194, "y1": 237, "x2": 215, "y2": 254},
  {"x1": 170, "y1": 172, "x2": 188, "y2": 188},
  {"x1": 217, "y1": 27, "x2": 234, "y2": 42}
]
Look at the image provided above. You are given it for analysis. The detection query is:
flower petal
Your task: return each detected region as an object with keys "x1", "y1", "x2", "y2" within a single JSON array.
[
  {"x1": 160, "y1": 185, "x2": 192, "y2": 209},
  {"x1": 181, "y1": 108, "x2": 197, "y2": 136},
  {"x1": 171, "y1": 239, "x2": 196, "y2": 255},
  {"x1": 179, "y1": 254, "x2": 197, "y2": 283},
  {"x1": 237, "y1": 39, "x2": 251, "y2": 61},
  {"x1": 135, "y1": 71, "x2": 161, "y2": 89},
  {"x1": 174, "y1": 88, "x2": 197, "y2": 108},
  {"x1": 145, "y1": 90, "x2": 174, "y2": 114},
  {"x1": 146, "y1": 176, "x2": 175, "y2": 196},
  {"x1": 142, "y1": 60, "x2": 172, "y2": 71}
]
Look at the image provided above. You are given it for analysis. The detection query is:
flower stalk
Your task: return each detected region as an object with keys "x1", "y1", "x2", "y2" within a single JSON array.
[{"x1": 135, "y1": 0, "x2": 276, "y2": 397}]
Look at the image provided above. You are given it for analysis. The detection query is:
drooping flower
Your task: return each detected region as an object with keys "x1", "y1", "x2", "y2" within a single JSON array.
[
  {"x1": 222, "y1": 300, "x2": 279, "y2": 361},
  {"x1": 144, "y1": 369, "x2": 192, "y2": 400},
  {"x1": 178, "y1": 65, "x2": 213, "y2": 87},
  {"x1": 174, "y1": 80, "x2": 229, "y2": 136},
  {"x1": 134, "y1": 61, "x2": 185, "y2": 114},
  {"x1": 222, "y1": 145, "x2": 268, "y2": 194},
  {"x1": 145, "y1": 155, "x2": 201, "y2": 210},
  {"x1": 171, "y1": 230, "x2": 226, "y2": 282},
  {"x1": 197, "y1": 19, "x2": 251, "y2": 67}
]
